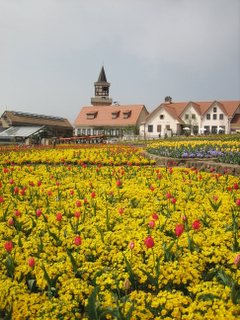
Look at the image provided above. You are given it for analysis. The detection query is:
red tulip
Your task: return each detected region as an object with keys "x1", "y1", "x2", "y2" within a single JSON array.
[
  {"x1": 28, "y1": 257, "x2": 35, "y2": 268},
  {"x1": 149, "y1": 220, "x2": 155, "y2": 228},
  {"x1": 152, "y1": 213, "x2": 158, "y2": 220},
  {"x1": 236, "y1": 199, "x2": 240, "y2": 206},
  {"x1": 36, "y1": 209, "x2": 42, "y2": 217},
  {"x1": 144, "y1": 236, "x2": 154, "y2": 249},
  {"x1": 74, "y1": 236, "x2": 82, "y2": 246},
  {"x1": 234, "y1": 183, "x2": 239, "y2": 190},
  {"x1": 8, "y1": 218, "x2": 14, "y2": 226},
  {"x1": 74, "y1": 211, "x2": 81, "y2": 219},
  {"x1": 175, "y1": 224, "x2": 184, "y2": 237},
  {"x1": 76, "y1": 200, "x2": 81, "y2": 207},
  {"x1": 4, "y1": 241, "x2": 13, "y2": 252},
  {"x1": 116, "y1": 179, "x2": 122, "y2": 187},
  {"x1": 14, "y1": 209, "x2": 21, "y2": 217},
  {"x1": 56, "y1": 212, "x2": 62, "y2": 222},
  {"x1": 192, "y1": 220, "x2": 201, "y2": 230},
  {"x1": 118, "y1": 207, "x2": 124, "y2": 215}
]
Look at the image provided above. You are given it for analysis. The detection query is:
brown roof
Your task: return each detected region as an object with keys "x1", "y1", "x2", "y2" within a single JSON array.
[
  {"x1": 74, "y1": 105, "x2": 148, "y2": 127},
  {"x1": 2, "y1": 111, "x2": 73, "y2": 128}
]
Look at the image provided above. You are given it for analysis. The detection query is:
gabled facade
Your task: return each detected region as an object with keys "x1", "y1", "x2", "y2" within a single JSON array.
[
  {"x1": 74, "y1": 67, "x2": 149, "y2": 138},
  {"x1": 140, "y1": 98, "x2": 240, "y2": 138}
]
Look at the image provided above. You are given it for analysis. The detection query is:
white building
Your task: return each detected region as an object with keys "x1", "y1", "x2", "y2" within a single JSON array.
[{"x1": 139, "y1": 98, "x2": 240, "y2": 138}]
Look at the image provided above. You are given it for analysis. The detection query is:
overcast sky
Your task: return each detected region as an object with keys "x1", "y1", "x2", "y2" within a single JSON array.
[{"x1": 0, "y1": 0, "x2": 239, "y2": 123}]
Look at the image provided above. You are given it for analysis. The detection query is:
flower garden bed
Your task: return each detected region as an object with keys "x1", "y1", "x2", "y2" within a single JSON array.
[{"x1": 0, "y1": 144, "x2": 240, "y2": 319}]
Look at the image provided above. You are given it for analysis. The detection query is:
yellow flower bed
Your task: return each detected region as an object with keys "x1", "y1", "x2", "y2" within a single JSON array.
[{"x1": 0, "y1": 145, "x2": 240, "y2": 319}]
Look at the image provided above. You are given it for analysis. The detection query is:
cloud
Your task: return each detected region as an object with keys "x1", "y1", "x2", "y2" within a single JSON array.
[{"x1": 0, "y1": 0, "x2": 239, "y2": 119}]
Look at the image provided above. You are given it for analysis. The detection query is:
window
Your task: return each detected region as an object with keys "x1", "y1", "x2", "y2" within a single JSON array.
[
  {"x1": 204, "y1": 126, "x2": 210, "y2": 134},
  {"x1": 206, "y1": 114, "x2": 211, "y2": 120},
  {"x1": 123, "y1": 110, "x2": 131, "y2": 119},
  {"x1": 112, "y1": 111, "x2": 120, "y2": 119},
  {"x1": 213, "y1": 107, "x2": 217, "y2": 113},
  {"x1": 211, "y1": 126, "x2": 217, "y2": 134},
  {"x1": 219, "y1": 113, "x2": 224, "y2": 120},
  {"x1": 192, "y1": 114, "x2": 196, "y2": 120},
  {"x1": 165, "y1": 125, "x2": 170, "y2": 130},
  {"x1": 148, "y1": 125, "x2": 153, "y2": 133},
  {"x1": 213, "y1": 114, "x2": 217, "y2": 120},
  {"x1": 185, "y1": 114, "x2": 189, "y2": 120},
  {"x1": 86, "y1": 111, "x2": 98, "y2": 120},
  {"x1": 160, "y1": 114, "x2": 164, "y2": 119},
  {"x1": 82, "y1": 129, "x2": 86, "y2": 135},
  {"x1": 193, "y1": 126, "x2": 199, "y2": 134},
  {"x1": 87, "y1": 129, "x2": 91, "y2": 135},
  {"x1": 157, "y1": 125, "x2": 161, "y2": 133}
]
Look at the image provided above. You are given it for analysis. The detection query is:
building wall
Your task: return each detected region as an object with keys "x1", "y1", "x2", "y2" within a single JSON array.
[
  {"x1": 139, "y1": 108, "x2": 178, "y2": 138},
  {"x1": 201, "y1": 102, "x2": 229, "y2": 134}
]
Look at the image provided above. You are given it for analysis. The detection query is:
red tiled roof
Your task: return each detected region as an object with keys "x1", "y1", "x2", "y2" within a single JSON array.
[
  {"x1": 74, "y1": 105, "x2": 148, "y2": 127},
  {"x1": 146, "y1": 100, "x2": 240, "y2": 123}
]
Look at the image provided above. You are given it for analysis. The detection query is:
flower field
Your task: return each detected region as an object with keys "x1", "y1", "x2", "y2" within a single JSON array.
[
  {"x1": 147, "y1": 136, "x2": 240, "y2": 164},
  {"x1": 0, "y1": 144, "x2": 240, "y2": 319}
]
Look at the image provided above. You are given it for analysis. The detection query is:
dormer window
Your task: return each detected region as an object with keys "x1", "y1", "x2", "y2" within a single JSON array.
[
  {"x1": 86, "y1": 111, "x2": 98, "y2": 120},
  {"x1": 112, "y1": 111, "x2": 120, "y2": 119},
  {"x1": 123, "y1": 110, "x2": 131, "y2": 119}
]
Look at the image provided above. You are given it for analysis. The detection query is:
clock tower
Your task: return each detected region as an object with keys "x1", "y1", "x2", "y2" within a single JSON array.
[{"x1": 91, "y1": 66, "x2": 112, "y2": 106}]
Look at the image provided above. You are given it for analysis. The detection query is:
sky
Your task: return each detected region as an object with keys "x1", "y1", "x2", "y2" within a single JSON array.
[{"x1": 0, "y1": 0, "x2": 240, "y2": 123}]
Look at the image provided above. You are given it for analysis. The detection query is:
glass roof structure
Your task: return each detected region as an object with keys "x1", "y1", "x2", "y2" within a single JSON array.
[{"x1": 0, "y1": 126, "x2": 44, "y2": 138}]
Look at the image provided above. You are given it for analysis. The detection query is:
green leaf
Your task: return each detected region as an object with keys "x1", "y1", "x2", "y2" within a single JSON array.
[
  {"x1": 66, "y1": 249, "x2": 78, "y2": 274},
  {"x1": 123, "y1": 253, "x2": 137, "y2": 289},
  {"x1": 85, "y1": 286, "x2": 99, "y2": 320}
]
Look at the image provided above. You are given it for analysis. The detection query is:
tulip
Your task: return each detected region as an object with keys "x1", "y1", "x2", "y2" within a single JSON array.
[
  {"x1": 234, "y1": 254, "x2": 240, "y2": 266},
  {"x1": 56, "y1": 212, "x2": 62, "y2": 222},
  {"x1": 4, "y1": 241, "x2": 13, "y2": 252},
  {"x1": 76, "y1": 200, "x2": 81, "y2": 207},
  {"x1": 14, "y1": 209, "x2": 21, "y2": 217},
  {"x1": 74, "y1": 211, "x2": 81, "y2": 219},
  {"x1": 74, "y1": 236, "x2": 82, "y2": 246},
  {"x1": 116, "y1": 179, "x2": 122, "y2": 187},
  {"x1": 234, "y1": 183, "x2": 239, "y2": 190},
  {"x1": 118, "y1": 207, "x2": 124, "y2": 215},
  {"x1": 166, "y1": 192, "x2": 172, "y2": 199},
  {"x1": 129, "y1": 241, "x2": 135, "y2": 250},
  {"x1": 36, "y1": 209, "x2": 42, "y2": 217},
  {"x1": 149, "y1": 220, "x2": 155, "y2": 228},
  {"x1": 144, "y1": 236, "x2": 154, "y2": 249},
  {"x1": 192, "y1": 220, "x2": 201, "y2": 230},
  {"x1": 8, "y1": 218, "x2": 14, "y2": 226},
  {"x1": 28, "y1": 257, "x2": 35, "y2": 268},
  {"x1": 175, "y1": 224, "x2": 184, "y2": 237},
  {"x1": 236, "y1": 199, "x2": 240, "y2": 206},
  {"x1": 152, "y1": 213, "x2": 158, "y2": 220}
]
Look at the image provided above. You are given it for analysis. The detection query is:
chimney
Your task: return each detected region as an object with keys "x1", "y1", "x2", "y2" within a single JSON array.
[{"x1": 165, "y1": 96, "x2": 172, "y2": 104}]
